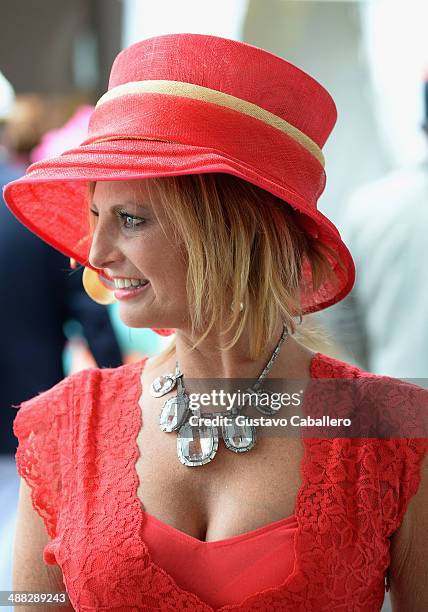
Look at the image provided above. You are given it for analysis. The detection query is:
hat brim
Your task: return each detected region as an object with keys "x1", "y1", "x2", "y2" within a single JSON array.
[{"x1": 3, "y1": 138, "x2": 355, "y2": 315}]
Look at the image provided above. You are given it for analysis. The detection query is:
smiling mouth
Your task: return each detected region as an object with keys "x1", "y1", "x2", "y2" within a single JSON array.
[{"x1": 98, "y1": 274, "x2": 151, "y2": 291}]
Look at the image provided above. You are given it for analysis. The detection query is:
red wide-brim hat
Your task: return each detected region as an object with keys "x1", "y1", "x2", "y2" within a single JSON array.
[{"x1": 2, "y1": 33, "x2": 355, "y2": 337}]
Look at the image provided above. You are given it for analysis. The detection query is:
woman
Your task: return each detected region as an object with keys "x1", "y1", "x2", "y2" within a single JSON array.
[{"x1": 5, "y1": 33, "x2": 427, "y2": 611}]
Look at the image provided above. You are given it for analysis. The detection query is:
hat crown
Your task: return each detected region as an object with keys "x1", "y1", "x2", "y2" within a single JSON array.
[{"x1": 108, "y1": 33, "x2": 337, "y2": 148}]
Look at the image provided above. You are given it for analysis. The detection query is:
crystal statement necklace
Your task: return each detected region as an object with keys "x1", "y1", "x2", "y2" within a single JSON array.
[{"x1": 149, "y1": 324, "x2": 289, "y2": 466}]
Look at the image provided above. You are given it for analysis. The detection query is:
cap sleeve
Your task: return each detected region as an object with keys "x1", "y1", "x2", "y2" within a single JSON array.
[
  {"x1": 13, "y1": 375, "x2": 74, "y2": 564},
  {"x1": 387, "y1": 437, "x2": 428, "y2": 536},
  {"x1": 380, "y1": 379, "x2": 428, "y2": 538}
]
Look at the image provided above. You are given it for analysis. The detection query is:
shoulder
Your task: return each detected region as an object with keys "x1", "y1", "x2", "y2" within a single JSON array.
[
  {"x1": 14, "y1": 359, "x2": 147, "y2": 433},
  {"x1": 315, "y1": 353, "x2": 428, "y2": 531},
  {"x1": 312, "y1": 352, "x2": 428, "y2": 431},
  {"x1": 59, "y1": 360, "x2": 149, "y2": 434},
  {"x1": 322, "y1": 351, "x2": 428, "y2": 423},
  {"x1": 312, "y1": 351, "x2": 374, "y2": 379},
  {"x1": 63, "y1": 358, "x2": 148, "y2": 397},
  {"x1": 314, "y1": 350, "x2": 428, "y2": 392}
]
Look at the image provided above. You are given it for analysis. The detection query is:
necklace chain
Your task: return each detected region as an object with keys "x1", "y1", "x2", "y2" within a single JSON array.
[{"x1": 174, "y1": 324, "x2": 288, "y2": 416}]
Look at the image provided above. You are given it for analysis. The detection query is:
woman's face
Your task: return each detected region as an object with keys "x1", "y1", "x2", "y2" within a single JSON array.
[{"x1": 88, "y1": 179, "x2": 189, "y2": 329}]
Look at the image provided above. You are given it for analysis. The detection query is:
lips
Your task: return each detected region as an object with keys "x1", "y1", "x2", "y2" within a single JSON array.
[{"x1": 113, "y1": 281, "x2": 150, "y2": 300}]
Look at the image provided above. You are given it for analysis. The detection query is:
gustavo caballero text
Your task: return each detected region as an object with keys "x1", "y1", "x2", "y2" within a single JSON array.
[{"x1": 189, "y1": 414, "x2": 352, "y2": 427}]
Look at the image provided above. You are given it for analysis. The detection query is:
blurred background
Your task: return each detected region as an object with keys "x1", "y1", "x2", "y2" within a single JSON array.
[{"x1": 2, "y1": 1, "x2": 428, "y2": 609}]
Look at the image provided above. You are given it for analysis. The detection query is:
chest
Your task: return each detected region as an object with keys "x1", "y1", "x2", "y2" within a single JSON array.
[{"x1": 135, "y1": 384, "x2": 304, "y2": 542}]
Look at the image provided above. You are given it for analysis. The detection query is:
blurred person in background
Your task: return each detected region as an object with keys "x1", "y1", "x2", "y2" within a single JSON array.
[
  {"x1": 0, "y1": 79, "x2": 123, "y2": 456},
  {"x1": 0, "y1": 72, "x2": 26, "y2": 192},
  {"x1": 320, "y1": 73, "x2": 428, "y2": 378}
]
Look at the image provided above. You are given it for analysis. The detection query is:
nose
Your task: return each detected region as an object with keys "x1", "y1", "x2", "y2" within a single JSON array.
[{"x1": 87, "y1": 218, "x2": 120, "y2": 270}]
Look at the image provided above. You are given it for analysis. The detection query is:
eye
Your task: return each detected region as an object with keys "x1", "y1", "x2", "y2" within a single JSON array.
[
  {"x1": 89, "y1": 208, "x2": 145, "y2": 231},
  {"x1": 117, "y1": 210, "x2": 146, "y2": 230}
]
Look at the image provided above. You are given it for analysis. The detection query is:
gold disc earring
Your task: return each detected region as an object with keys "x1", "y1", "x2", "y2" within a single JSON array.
[{"x1": 82, "y1": 267, "x2": 116, "y2": 305}]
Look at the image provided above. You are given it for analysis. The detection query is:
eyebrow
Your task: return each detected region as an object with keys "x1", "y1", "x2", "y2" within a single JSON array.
[{"x1": 91, "y1": 201, "x2": 152, "y2": 213}]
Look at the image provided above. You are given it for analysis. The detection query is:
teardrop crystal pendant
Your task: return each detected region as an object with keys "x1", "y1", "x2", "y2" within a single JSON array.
[
  {"x1": 222, "y1": 418, "x2": 257, "y2": 452},
  {"x1": 150, "y1": 373, "x2": 177, "y2": 398},
  {"x1": 177, "y1": 422, "x2": 219, "y2": 466},
  {"x1": 159, "y1": 393, "x2": 190, "y2": 432}
]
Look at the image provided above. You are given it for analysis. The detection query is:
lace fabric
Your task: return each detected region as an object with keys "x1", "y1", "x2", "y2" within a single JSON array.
[
  {"x1": 13, "y1": 352, "x2": 428, "y2": 611},
  {"x1": 13, "y1": 375, "x2": 74, "y2": 565}
]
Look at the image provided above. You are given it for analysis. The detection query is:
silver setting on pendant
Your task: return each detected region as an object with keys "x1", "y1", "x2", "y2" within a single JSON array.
[
  {"x1": 150, "y1": 372, "x2": 177, "y2": 397},
  {"x1": 222, "y1": 418, "x2": 257, "y2": 453},
  {"x1": 177, "y1": 422, "x2": 219, "y2": 466}
]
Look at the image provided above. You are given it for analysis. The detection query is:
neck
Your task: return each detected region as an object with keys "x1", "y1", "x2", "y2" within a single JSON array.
[{"x1": 172, "y1": 318, "x2": 287, "y2": 380}]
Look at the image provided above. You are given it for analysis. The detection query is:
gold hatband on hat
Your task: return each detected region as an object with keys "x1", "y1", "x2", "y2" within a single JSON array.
[{"x1": 95, "y1": 80, "x2": 325, "y2": 167}]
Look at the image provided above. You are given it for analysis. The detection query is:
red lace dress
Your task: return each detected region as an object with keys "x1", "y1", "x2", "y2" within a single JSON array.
[{"x1": 13, "y1": 352, "x2": 428, "y2": 611}]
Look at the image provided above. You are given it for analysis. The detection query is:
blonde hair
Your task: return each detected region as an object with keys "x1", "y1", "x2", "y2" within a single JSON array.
[{"x1": 87, "y1": 173, "x2": 343, "y2": 364}]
